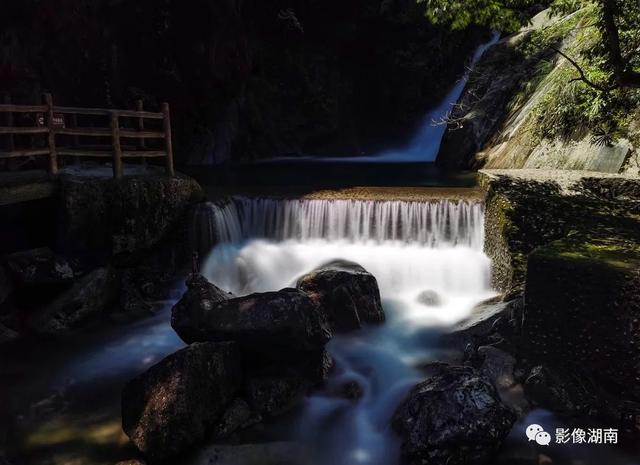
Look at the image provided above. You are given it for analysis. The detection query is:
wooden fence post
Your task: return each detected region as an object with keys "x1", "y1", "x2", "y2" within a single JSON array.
[
  {"x1": 136, "y1": 99, "x2": 146, "y2": 150},
  {"x1": 43, "y1": 93, "x2": 58, "y2": 175},
  {"x1": 110, "y1": 111, "x2": 123, "y2": 179},
  {"x1": 3, "y1": 93, "x2": 14, "y2": 152},
  {"x1": 162, "y1": 102, "x2": 175, "y2": 176}
]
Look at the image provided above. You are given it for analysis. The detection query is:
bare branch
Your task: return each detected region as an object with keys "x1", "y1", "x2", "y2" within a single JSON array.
[{"x1": 550, "y1": 46, "x2": 615, "y2": 92}]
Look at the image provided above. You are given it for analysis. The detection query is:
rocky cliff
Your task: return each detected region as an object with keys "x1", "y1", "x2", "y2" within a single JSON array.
[{"x1": 437, "y1": 8, "x2": 640, "y2": 174}]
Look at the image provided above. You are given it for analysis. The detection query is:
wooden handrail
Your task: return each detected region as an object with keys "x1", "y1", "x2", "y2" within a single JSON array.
[
  {"x1": 0, "y1": 104, "x2": 48, "y2": 113},
  {"x1": 0, "y1": 127, "x2": 49, "y2": 135},
  {"x1": 0, "y1": 148, "x2": 51, "y2": 159},
  {"x1": 0, "y1": 93, "x2": 175, "y2": 179},
  {"x1": 54, "y1": 128, "x2": 165, "y2": 138}
]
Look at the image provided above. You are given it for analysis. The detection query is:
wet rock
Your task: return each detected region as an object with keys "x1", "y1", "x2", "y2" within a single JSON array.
[
  {"x1": 187, "y1": 442, "x2": 305, "y2": 465},
  {"x1": 442, "y1": 298, "x2": 521, "y2": 351},
  {"x1": 246, "y1": 376, "x2": 307, "y2": 417},
  {"x1": 122, "y1": 342, "x2": 242, "y2": 462},
  {"x1": 416, "y1": 289, "x2": 443, "y2": 307},
  {"x1": 172, "y1": 286, "x2": 331, "y2": 361},
  {"x1": 478, "y1": 346, "x2": 528, "y2": 416},
  {"x1": 171, "y1": 274, "x2": 234, "y2": 343},
  {"x1": 214, "y1": 398, "x2": 259, "y2": 439},
  {"x1": 30, "y1": 267, "x2": 120, "y2": 335},
  {"x1": 297, "y1": 260, "x2": 384, "y2": 333},
  {"x1": 393, "y1": 363, "x2": 516, "y2": 465}
]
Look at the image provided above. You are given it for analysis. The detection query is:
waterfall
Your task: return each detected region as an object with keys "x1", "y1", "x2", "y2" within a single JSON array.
[
  {"x1": 199, "y1": 196, "x2": 494, "y2": 465},
  {"x1": 191, "y1": 197, "x2": 485, "y2": 256}
]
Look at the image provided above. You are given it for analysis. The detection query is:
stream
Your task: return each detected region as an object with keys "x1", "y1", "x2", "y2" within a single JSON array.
[{"x1": 3, "y1": 33, "x2": 638, "y2": 465}]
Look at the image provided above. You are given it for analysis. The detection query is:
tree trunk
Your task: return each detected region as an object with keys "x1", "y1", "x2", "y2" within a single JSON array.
[{"x1": 601, "y1": 0, "x2": 640, "y2": 88}]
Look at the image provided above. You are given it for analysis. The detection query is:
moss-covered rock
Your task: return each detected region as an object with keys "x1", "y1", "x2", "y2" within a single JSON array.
[
  {"x1": 481, "y1": 171, "x2": 640, "y2": 296},
  {"x1": 523, "y1": 233, "x2": 640, "y2": 402},
  {"x1": 58, "y1": 171, "x2": 203, "y2": 255}
]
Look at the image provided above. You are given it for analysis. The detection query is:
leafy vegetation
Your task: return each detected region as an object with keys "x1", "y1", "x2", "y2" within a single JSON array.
[
  {"x1": 419, "y1": 0, "x2": 640, "y2": 91},
  {"x1": 423, "y1": 0, "x2": 640, "y2": 144}
]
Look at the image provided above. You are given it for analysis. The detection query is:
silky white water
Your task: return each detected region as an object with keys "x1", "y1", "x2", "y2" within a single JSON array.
[{"x1": 200, "y1": 197, "x2": 494, "y2": 465}]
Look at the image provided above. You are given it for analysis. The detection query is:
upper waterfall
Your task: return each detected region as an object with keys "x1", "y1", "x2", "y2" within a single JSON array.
[{"x1": 191, "y1": 197, "x2": 485, "y2": 255}]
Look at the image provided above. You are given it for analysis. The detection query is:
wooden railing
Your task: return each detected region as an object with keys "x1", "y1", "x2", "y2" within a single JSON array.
[{"x1": 0, "y1": 93, "x2": 174, "y2": 179}]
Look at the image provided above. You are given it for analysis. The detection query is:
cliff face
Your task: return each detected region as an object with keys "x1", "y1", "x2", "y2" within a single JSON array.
[
  {"x1": 436, "y1": 9, "x2": 640, "y2": 174},
  {"x1": 0, "y1": 0, "x2": 485, "y2": 164}
]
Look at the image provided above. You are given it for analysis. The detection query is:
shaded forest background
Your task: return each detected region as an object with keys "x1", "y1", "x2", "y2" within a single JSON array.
[{"x1": 0, "y1": 0, "x2": 486, "y2": 165}]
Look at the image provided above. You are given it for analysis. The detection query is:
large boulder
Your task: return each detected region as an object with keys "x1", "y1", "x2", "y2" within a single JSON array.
[
  {"x1": 29, "y1": 267, "x2": 120, "y2": 335},
  {"x1": 171, "y1": 274, "x2": 233, "y2": 343},
  {"x1": 523, "y1": 233, "x2": 640, "y2": 402},
  {"x1": 122, "y1": 342, "x2": 242, "y2": 462},
  {"x1": 58, "y1": 171, "x2": 203, "y2": 255},
  {"x1": 171, "y1": 285, "x2": 331, "y2": 361},
  {"x1": 392, "y1": 363, "x2": 516, "y2": 465},
  {"x1": 296, "y1": 260, "x2": 384, "y2": 332}
]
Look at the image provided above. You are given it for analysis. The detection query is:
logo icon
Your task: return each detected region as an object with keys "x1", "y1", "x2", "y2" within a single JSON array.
[{"x1": 526, "y1": 424, "x2": 550, "y2": 446}]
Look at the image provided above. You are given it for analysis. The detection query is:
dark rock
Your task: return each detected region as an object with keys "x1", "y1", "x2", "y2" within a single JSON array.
[
  {"x1": 30, "y1": 267, "x2": 120, "y2": 335},
  {"x1": 246, "y1": 376, "x2": 307, "y2": 417},
  {"x1": 172, "y1": 286, "x2": 331, "y2": 361},
  {"x1": 524, "y1": 233, "x2": 640, "y2": 402},
  {"x1": 214, "y1": 398, "x2": 259, "y2": 440},
  {"x1": 188, "y1": 442, "x2": 305, "y2": 465},
  {"x1": 171, "y1": 274, "x2": 233, "y2": 343},
  {"x1": 297, "y1": 260, "x2": 384, "y2": 333},
  {"x1": 119, "y1": 277, "x2": 154, "y2": 318},
  {"x1": 114, "y1": 461, "x2": 146, "y2": 465},
  {"x1": 0, "y1": 266, "x2": 13, "y2": 308},
  {"x1": 122, "y1": 342, "x2": 242, "y2": 462},
  {"x1": 393, "y1": 363, "x2": 516, "y2": 465},
  {"x1": 416, "y1": 289, "x2": 443, "y2": 307},
  {"x1": 332, "y1": 380, "x2": 364, "y2": 401},
  {"x1": 3, "y1": 248, "x2": 73, "y2": 286},
  {"x1": 477, "y1": 346, "x2": 528, "y2": 416},
  {"x1": 524, "y1": 365, "x2": 580, "y2": 414},
  {"x1": 58, "y1": 172, "x2": 203, "y2": 255},
  {"x1": 2, "y1": 248, "x2": 73, "y2": 307},
  {"x1": 442, "y1": 298, "x2": 521, "y2": 351},
  {"x1": 0, "y1": 322, "x2": 19, "y2": 345}
]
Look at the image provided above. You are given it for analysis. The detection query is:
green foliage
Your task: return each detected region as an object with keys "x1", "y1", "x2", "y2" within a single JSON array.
[
  {"x1": 422, "y1": 0, "x2": 640, "y2": 145},
  {"x1": 418, "y1": 0, "x2": 538, "y2": 33},
  {"x1": 528, "y1": 8, "x2": 640, "y2": 142}
]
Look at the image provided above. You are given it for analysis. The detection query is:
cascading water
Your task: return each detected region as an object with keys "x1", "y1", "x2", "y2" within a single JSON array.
[{"x1": 200, "y1": 197, "x2": 495, "y2": 465}]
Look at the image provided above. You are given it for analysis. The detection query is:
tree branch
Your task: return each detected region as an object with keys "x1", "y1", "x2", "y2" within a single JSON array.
[{"x1": 550, "y1": 46, "x2": 615, "y2": 93}]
